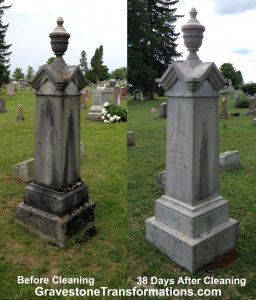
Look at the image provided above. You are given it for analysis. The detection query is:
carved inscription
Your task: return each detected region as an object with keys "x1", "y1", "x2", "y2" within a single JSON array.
[{"x1": 168, "y1": 128, "x2": 190, "y2": 171}]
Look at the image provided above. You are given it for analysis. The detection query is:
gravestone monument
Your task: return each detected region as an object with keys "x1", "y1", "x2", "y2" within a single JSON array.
[
  {"x1": 16, "y1": 104, "x2": 25, "y2": 121},
  {"x1": 16, "y1": 17, "x2": 95, "y2": 247},
  {"x1": 114, "y1": 85, "x2": 121, "y2": 105},
  {"x1": 0, "y1": 98, "x2": 7, "y2": 113},
  {"x1": 80, "y1": 91, "x2": 88, "y2": 110},
  {"x1": 244, "y1": 95, "x2": 256, "y2": 115},
  {"x1": 7, "y1": 83, "x2": 15, "y2": 96},
  {"x1": 160, "y1": 102, "x2": 167, "y2": 118},
  {"x1": 145, "y1": 8, "x2": 239, "y2": 272},
  {"x1": 219, "y1": 97, "x2": 228, "y2": 119},
  {"x1": 87, "y1": 88, "x2": 109, "y2": 120}
]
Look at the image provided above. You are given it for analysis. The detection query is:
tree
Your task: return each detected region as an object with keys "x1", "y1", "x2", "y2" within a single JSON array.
[
  {"x1": 90, "y1": 45, "x2": 104, "y2": 82},
  {"x1": 235, "y1": 70, "x2": 244, "y2": 86},
  {"x1": 110, "y1": 67, "x2": 127, "y2": 80},
  {"x1": 100, "y1": 65, "x2": 110, "y2": 81},
  {"x1": 128, "y1": 0, "x2": 182, "y2": 99},
  {"x1": 220, "y1": 63, "x2": 243, "y2": 88},
  {"x1": 79, "y1": 50, "x2": 88, "y2": 74},
  {"x1": 26, "y1": 65, "x2": 34, "y2": 82},
  {"x1": 0, "y1": 0, "x2": 12, "y2": 86},
  {"x1": 12, "y1": 67, "x2": 24, "y2": 81},
  {"x1": 46, "y1": 57, "x2": 55, "y2": 64}
]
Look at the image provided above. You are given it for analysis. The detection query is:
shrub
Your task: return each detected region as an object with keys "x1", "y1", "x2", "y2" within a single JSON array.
[
  {"x1": 101, "y1": 103, "x2": 127, "y2": 123},
  {"x1": 234, "y1": 93, "x2": 249, "y2": 108}
]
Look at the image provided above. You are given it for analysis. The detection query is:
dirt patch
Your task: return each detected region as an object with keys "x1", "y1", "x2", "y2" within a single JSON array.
[{"x1": 5, "y1": 253, "x2": 38, "y2": 268}]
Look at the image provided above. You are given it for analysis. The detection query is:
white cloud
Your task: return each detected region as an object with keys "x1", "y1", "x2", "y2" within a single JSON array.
[{"x1": 213, "y1": 0, "x2": 256, "y2": 15}]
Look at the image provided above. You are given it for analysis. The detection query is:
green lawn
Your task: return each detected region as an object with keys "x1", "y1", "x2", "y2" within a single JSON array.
[
  {"x1": 0, "y1": 89, "x2": 127, "y2": 299},
  {"x1": 128, "y1": 95, "x2": 256, "y2": 300}
]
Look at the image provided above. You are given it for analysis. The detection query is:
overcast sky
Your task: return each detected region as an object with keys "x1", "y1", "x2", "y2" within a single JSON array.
[
  {"x1": 3, "y1": 0, "x2": 127, "y2": 75},
  {"x1": 3, "y1": 0, "x2": 256, "y2": 83},
  {"x1": 174, "y1": 0, "x2": 256, "y2": 83}
]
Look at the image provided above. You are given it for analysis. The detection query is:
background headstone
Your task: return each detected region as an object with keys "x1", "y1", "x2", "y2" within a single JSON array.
[
  {"x1": 0, "y1": 98, "x2": 7, "y2": 113},
  {"x1": 7, "y1": 83, "x2": 15, "y2": 96},
  {"x1": 16, "y1": 104, "x2": 25, "y2": 121}
]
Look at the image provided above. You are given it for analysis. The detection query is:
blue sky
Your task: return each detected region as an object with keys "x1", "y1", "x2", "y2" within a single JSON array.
[
  {"x1": 175, "y1": 0, "x2": 256, "y2": 83},
  {"x1": 3, "y1": 0, "x2": 127, "y2": 75}
]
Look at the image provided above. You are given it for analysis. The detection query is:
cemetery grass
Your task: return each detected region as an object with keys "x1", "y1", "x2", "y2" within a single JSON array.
[
  {"x1": 0, "y1": 89, "x2": 127, "y2": 299},
  {"x1": 128, "y1": 95, "x2": 256, "y2": 300}
]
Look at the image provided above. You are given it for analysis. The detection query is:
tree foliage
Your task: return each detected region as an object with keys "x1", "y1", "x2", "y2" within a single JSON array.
[
  {"x1": 0, "y1": 0, "x2": 11, "y2": 86},
  {"x1": 219, "y1": 63, "x2": 243, "y2": 88},
  {"x1": 26, "y1": 65, "x2": 34, "y2": 82},
  {"x1": 79, "y1": 50, "x2": 89, "y2": 74},
  {"x1": 46, "y1": 57, "x2": 55, "y2": 65},
  {"x1": 90, "y1": 45, "x2": 103, "y2": 82},
  {"x1": 110, "y1": 67, "x2": 127, "y2": 80},
  {"x1": 85, "y1": 45, "x2": 110, "y2": 83},
  {"x1": 241, "y1": 83, "x2": 256, "y2": 96},
  {"x1": 12, "y1": 67, "x2": 24, "y2": 81},
  {"x1": 128, "y1": 0, "x2": 182, "y2": 99}
]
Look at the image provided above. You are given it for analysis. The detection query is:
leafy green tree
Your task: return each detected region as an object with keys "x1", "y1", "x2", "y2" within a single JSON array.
[
  {"x1": 26, "y1": 65, "x2": 34, "y2": 82},
  {"x1": 79, "y1": 50, "x2": 89, "y2": 74},
  {"x1": 12, "y1": 67, "x2": 24, "y2": 81},
  {"x1": 0, "y1": 0, "x2": 12, "y2": 87},
  {"x1": 128, "y1": 0, "x2": 182, "y2": 99},
  {"x1": 85, "y1": 69, "x2": 97, "y2": 83},
  {"x1": 90, "y1": 45, "x2": 103, "y2": 82},
  {"x1": 100, "y1": 65, "x2": 110, "y2": 81},
  {"x1": 46, "y1": 57, "x2": 55, "y2": 64},
  {"x1": 220, "y1": 63, "x2": 243, "y2": 88},
  {"x1": 235, "y1": 70, "x2": 244, "y2": 86},
  {"x1": 110, "y1": 67, "x2": 127, "y2": 80}
]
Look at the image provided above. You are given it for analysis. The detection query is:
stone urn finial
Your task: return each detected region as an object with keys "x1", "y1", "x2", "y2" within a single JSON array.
[
  {"x1": 181, "y1": 8, "x2": 205, "y2": 67},
  {"x1": 49, "y1": 17, "x2": 70, "y2": 58}
]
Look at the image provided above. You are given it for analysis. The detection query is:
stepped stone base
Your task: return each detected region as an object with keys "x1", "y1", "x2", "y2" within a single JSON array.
[
  {"x1": 16, "y1": 202, "x2": 95, "y2": 247},
  {"x1": 145, "y1": 217, "x2": 238, "y2": 273}
]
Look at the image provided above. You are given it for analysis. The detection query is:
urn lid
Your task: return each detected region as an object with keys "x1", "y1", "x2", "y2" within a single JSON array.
[{"x1": 49, "y1": 17, "x2": 70, "y2": 57}]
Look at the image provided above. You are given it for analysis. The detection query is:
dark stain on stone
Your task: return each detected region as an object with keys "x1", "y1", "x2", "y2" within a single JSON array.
[
  {"x1": 63, "y1": 112, "x2": 76, "y2": 185},
  {"x1": 199, "y1": 122, "x2": 208, "y2": 199}
]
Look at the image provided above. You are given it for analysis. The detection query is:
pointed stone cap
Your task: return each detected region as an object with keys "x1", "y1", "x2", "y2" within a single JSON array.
[
  {"x1": 181, "y1": 8, "x2": 205, "y2": 68},
  {"x1": 49, "y1": 17, "x2": 70, "y2": 57}
]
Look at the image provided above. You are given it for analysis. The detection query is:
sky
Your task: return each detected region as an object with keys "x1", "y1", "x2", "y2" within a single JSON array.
[
  {"x1": 2, "y1": 0, "x2": 127, "y2": 75},
  {"x1": 174, "y1": 0, "x2": 256, "y2": 83},
  {"x1": 2, "y1": 0, "x2": 256, "y2": 83}
]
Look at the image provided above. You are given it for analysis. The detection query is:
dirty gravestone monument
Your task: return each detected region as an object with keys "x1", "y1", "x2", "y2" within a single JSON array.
[
  {"x1": 0, "y1": 98, "x2": 7, "y2": 113},
  {"x1": 16, "y1": 17, "x2": 95, "y2": 247},
  {"x1": 145, "y1": 8, "x2": 239, "y2": 272},
  {"x1": 219, "y1": 96, "x2": 228, "y2": 119},
  {"x1": 16, "y1": 104, "x2": 25, "y2": 121}
]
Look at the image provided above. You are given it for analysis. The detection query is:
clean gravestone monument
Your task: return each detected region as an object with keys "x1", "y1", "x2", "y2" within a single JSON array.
[
  {"x1": 145, "y1": 8, "x2": 239, "y2": 272},
  {"x1": 16, "y1": 17, "x2": 95, "y2": 247}
]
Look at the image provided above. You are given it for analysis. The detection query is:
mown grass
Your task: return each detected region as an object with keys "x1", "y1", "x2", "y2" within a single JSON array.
[
  {"x1": 0, "y1": 88, "x2": 127, "y2": 299},
  {"x1": 128, "y1": 95, "x2": 256, "y2": 300}
]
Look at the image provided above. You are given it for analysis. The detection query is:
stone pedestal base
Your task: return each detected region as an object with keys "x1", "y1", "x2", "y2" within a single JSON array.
[
  {"x1": 87, "y1": 106, "x2": 102, "y2": 121},
  {"x1": 16, "y1": 182, "x2": 95, "y2": 247},
  {"x1": 16, "y1": 202, "x2": 95, "y2": 247},
  {"x1": 145, "y1": 217, "x2": 238, "y2": 273}
]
